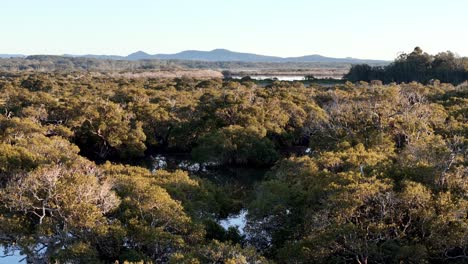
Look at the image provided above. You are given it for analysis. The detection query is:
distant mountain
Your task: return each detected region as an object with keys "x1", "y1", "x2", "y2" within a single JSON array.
[
  {"x1": 119, "y1": 49, "x2": 387, "y2": 64},
  {"x1": 151, "y1": 49, "x2": 283, "y2": 62},
  {"x1": 136, "y1": 49, "x2": 388, "y2": 64},
  {"x1": 0, "y1": 54, "x2": 25, "y2": 58},
  {"x1": 284, "y1": 54, "x2": 377, "y2": 63},
  {"x1": 1, "y1": 49, "x2": 389, "y2": 64},
  {"x1": 126, "y1": 51, "x2": 152, "y2": 60}
]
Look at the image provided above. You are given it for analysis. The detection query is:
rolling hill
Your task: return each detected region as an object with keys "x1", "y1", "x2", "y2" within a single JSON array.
[
  {"x1": 2, "y1": 49, "x2": 387, "y2": 64},
  {"x1": 125, "y1": 49, "x2": 387, "y2": 64}
]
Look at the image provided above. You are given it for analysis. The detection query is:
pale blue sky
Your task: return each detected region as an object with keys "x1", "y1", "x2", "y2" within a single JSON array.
[{"x1": 1, "y1": 0, "x2": 467, "y2": 59}]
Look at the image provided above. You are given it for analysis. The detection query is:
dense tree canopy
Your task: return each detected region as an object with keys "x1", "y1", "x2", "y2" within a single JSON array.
[
  {"x1": 345, "y1": 47, "x2": 468, "y2": 85},
  {"x1": 0, "y1": 73, "x2": 466, "y2": 263}
]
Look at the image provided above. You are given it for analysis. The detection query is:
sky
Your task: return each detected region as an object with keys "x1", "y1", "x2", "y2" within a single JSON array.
[{"x1": 1, "y1": 0, "x2": 467, "y2": 60}]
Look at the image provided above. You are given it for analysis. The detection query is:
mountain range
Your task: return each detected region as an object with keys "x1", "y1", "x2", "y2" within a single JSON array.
[
  {"x1": 0, "y1": 54, "x2": 26, "y2": 58},
  {"x1": 1, "y1": 49, "x2": 388, "y2": 64}
]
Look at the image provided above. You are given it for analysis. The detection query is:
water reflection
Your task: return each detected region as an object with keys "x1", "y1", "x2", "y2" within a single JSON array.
[
  {"x1": 219, "y1": 209, "x2": 248, "y2": 235},
  {"x1": 232, "y1": 75, "x2": 306, "y2": 81},
  {"x1": 0, "y1": 246, "x2": 25, "y2": 263}
]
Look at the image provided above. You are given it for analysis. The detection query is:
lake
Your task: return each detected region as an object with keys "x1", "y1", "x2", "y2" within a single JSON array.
[{"x1": 232, "y1": 75, "x2": 306, "y2": 81}]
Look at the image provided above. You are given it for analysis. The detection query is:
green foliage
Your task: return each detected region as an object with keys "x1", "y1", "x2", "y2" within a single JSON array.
[
  {"x1": 75, "y1": 100, "x2": 147, "y2": 160},
  {"x1": 345, "y1": 47, "x2": 468, "y2": 84},
  {"x1": 0, "y1": 73, "x2": 466, "y2": 263},
  {"x1": 192, "y1": 125, "x2": 279, "y2": 166},
  {"x1": 170, "y1": 240, "x2": 270, "y2": 264}
]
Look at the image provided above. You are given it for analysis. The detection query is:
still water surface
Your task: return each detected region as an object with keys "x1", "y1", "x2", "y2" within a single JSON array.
[{"x1": 232, "y1": 75, "x2": 306, "y2": 81}]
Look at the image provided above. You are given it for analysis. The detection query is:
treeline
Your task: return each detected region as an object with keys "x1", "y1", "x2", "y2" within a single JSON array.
[
  {"x1": 0, "y1": 55, "x2": 363, "y2": 73},
  {"x1": 345, "y1": 47, "x2": 468, "y2": 84},
  {"x1": 0, "y1": 73, "x2": 467, "y2": 263},
  {"x1": 0, "y1": 56, "x2": 183, "y2": 72}
]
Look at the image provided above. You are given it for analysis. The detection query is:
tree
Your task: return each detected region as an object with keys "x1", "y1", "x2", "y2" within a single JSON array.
[
  {"x1": 192, "y1": 125, "x2": 279, "y2": 166},
  {"x1": 344, "y1": 64, "x2": 373, "y2": 82},
  {"x1": 344, "y1": 47, "x2": 468, "y2": 85},
  {"x1": 74, "y1": 100, "x2": 146, "y2": 160},
  {"x1": 0, "y1": 162, "x2": 119, "y2": 263}
]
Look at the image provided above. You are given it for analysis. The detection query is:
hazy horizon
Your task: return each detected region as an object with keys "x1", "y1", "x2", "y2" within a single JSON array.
[
  {"x1": 1, "y1": 48, "x2": 392, "y2": 60},
  {"x1": 2, "y1": 0, "x2": 468, "y2": 60}
]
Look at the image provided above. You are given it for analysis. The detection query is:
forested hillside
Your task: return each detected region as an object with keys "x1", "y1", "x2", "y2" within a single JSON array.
[{"x1": 0, "y1": 73, "x2": 466, "y2": 263}]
